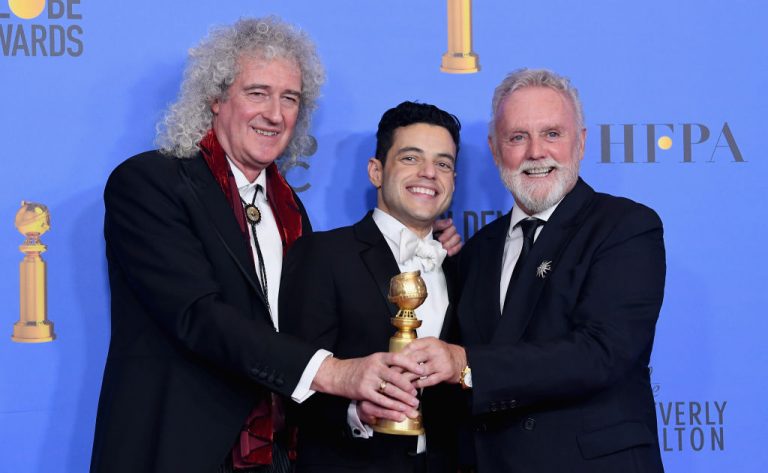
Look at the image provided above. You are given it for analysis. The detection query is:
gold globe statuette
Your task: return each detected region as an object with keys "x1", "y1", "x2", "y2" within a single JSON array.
[
  {"x1": 12, "y1": 201, "x2": 55, "y2": 342},
  {"x1": 372, "y1": 270, "x2": 427, "y2": 436}
]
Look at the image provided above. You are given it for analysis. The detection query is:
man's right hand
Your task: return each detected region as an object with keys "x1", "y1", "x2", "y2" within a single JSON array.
[{"x1": 312, "y1": 353, "x2": 423, "y2": 422}]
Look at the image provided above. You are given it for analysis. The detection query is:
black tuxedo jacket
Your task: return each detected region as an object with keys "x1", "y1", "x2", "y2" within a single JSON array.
[
  {"x1": 280, "y1": 212, "x2": 460, "y2": 473},
  {"x1": 91, "y1": 151, "x2": 317, "y2": 473},
  {"x1": 458, "y1": 178, "x2": 665, "y2": 473}
]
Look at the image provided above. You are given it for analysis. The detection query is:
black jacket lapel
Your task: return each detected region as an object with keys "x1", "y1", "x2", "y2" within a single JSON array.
[
  {"x1": 495, "y1": 179, "x2": 595, "y2": 344},
  {"x1": 354, "y1": 212, "x2": 400, "y2": 318},
  {"x1": 179, "y1": 154, "x2": 268, "y2": 310},
  {"x1": 438, "y1": 255, "x2": 458, "y2": 342},
  {"x1": 463, "y1": 212, "x2": 510, "y2": 342}
]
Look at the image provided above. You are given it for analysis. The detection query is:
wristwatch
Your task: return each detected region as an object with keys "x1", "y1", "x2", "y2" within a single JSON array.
[{"x1": 459, "y1": 365, "x2": 472, "y2": 389}]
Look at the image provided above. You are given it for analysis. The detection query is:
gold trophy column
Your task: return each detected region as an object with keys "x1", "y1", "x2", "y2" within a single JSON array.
[
  {"x1": 441, "y1": 0, "x2": 480, "y2": 73},
  {"x1": 12, "y1": 201, "x2": 55, "y2": 343},
  {"x1": 373, "y1": 271, "x2": 427, "y2": 436}
]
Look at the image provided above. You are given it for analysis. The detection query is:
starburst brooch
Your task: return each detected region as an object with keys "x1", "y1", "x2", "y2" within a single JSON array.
[{"x1": 536, "y1": 260, "x2": 552, "y2": 278}]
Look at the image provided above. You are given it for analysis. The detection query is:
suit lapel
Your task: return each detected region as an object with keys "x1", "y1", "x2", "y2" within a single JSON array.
[
  {"x1": 179, "y1": 154, "x2": 268, "y2": 311},
  {"x1": 354, "y1": 212, "x2": 400, "y2": 318},
  {"x1": 438, "y1": 255, "x2": 458, "y2": 341},
  {"x1": 465, "y1": 212, "x2": 510, "y2": 342},
  {"x1": 494, "y1": 179, "x2": 595, "y2": 344}
]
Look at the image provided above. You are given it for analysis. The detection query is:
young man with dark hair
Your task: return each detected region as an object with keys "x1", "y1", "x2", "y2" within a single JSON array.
[{"x1": 280, "y1": 101, "x2": 462, "y2": 473}]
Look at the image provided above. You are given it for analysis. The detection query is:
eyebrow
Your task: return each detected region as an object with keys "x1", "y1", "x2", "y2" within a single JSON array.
[
  {"x1": 396, "y1": 146, "x2": 456, "y2": 162},
  {"x1": 242, "y1": 84, "x2": 302, "y2": 96}
]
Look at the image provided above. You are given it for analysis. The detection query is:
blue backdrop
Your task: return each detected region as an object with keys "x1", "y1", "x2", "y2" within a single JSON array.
[{"x1": 2, "y1": 1, "x2": 765, "y2": 471}]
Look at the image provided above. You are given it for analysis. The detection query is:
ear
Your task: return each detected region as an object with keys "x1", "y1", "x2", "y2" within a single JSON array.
[
  {"x1": 578, "y1": 127, "x2": 587, "y2": 161},
  {"x1": 368, "y1": 158, "x2": 383, "y2": 188},
  {"x1": 211, "y1": 98, "x2": 220, "y2": 115},
  {"x1": 488, "y1": 135, "x2": 500, "y2": 165}
]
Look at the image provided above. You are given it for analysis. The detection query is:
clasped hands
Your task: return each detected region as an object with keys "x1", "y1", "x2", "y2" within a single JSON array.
[{"x1": 313, "y1": 338, "x2": 465, "y2": 425}]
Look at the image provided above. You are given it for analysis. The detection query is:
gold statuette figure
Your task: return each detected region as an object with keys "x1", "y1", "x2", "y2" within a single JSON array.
[
  {"x1": 12, "y1": 201, "x2": 55, "y2": 343},
  {"x1": 373, "y1": 271, "x2": 427, "y2": 436},
  {"x1": 440, "y1": 0, "x2": 480, "y2": 73}
]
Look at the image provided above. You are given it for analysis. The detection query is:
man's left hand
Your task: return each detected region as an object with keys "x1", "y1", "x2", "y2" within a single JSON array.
[{"x1": 401, "y1": 337, "x2": 467, "y2": 388}]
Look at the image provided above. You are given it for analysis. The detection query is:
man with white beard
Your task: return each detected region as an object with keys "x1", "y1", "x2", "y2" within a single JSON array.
[{"x1": 399, "y1": 69, "x2": 666, "y2": 472}]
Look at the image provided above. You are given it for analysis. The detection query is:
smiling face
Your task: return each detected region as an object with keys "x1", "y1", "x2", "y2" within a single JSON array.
[
  {"x1": 369, "y1": 123, "x2": 456, "y2": 237},
  {"x1": 211, "y1": 55, "x2": 302, "y2": 181},
  {"x1": 490, "y1": 86, "x2": 586, "y2": 214}
]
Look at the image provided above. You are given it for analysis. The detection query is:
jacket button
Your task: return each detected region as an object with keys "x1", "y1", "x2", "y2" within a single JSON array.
[
  {"x1": 475, "y1": 423, "x2": 487, "y2": 432},
  {"x1": 257, "y1": 371, "x2": 267, "y2": 380},
  {"x1": 267, "y1": 373, "x2": 275, "y2": 383},
  {"x1": 509, "y1": 399, "x2": 517, "y2": 408},
  {"x1": 275, "y1": 377, "x2": 284, "y2": 387},
  {"x1": 523, "y1": 417, "x2": 536, "y2": 431}
]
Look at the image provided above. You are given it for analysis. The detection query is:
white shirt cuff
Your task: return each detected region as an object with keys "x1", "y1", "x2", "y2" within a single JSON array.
[
  {"x1": 347, "y1": 401, "x2": 375, "y2": 438},
  {"x1": 291, "y1": 349, "x2": 333, "y2": 403}
]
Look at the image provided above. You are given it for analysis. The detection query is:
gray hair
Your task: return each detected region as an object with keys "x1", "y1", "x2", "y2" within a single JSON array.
[
  {"x1": 156, "y1": 16, "x2": 325, "y2": 163},
  {"x1": 489, "y1": 68, "x2": 584, "y2": 142}
]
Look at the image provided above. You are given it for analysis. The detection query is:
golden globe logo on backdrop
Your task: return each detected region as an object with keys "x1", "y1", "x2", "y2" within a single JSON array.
[{"x1": 1, "y1": 0, "x2": 83, "y2": 57}]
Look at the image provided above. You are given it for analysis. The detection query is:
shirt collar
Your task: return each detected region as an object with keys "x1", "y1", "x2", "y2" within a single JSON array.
[
  {"x1": 227, "y1": 157, "x2": 268, "y2": 199},
  {"x1": 508, "y1": 199, "x2": 561, "y2": 238},
  {"x1": 372, "y1": 208, "x2": 434, "y2": 248}
]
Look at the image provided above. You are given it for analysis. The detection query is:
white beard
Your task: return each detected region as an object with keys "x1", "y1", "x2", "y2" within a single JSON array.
[{"x1": 498, "y1": 157, "x2": 579, "y2": 214}]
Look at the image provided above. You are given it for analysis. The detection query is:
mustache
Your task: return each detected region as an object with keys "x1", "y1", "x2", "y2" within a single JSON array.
[{"x1": 514, "y1": 158, "x2": 562, "y2": 175}]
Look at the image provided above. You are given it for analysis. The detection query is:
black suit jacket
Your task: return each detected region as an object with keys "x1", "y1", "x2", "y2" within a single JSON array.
[
  {"x1": 458, "y1": 178, "x2": 665, "y2": 473},
  {"x1": 91, "y1": 151, "x2": 317, "y2": 473},
  {"x1": 280, "y1": 212, "x2": 460, "y2": 473}
]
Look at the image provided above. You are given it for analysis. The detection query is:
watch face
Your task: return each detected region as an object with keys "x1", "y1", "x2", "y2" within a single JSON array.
[{"x1": 461, "y1": 366, "x2": 472, "y2": 389}]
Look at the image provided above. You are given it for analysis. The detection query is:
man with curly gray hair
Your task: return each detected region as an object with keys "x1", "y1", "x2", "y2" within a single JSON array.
[{"x1": 91, "y1": 17, "x2": 442, "y2": 473}]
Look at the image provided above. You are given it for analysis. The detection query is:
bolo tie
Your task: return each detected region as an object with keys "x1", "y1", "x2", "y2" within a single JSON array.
[{"x1": 241, "y1": 184, "x2": 271, "y2": 313}]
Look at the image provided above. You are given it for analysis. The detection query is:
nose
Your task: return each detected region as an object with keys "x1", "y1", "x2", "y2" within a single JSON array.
[
  {"x1": 263, "y1": 96, "x2": 283, "y2": 124},
  {"x1": 528, "y1": 136, "x2": 546, "y2": 160},
  {"x1": 418, "y1": 159, "x2": 437, "y2": 179}
]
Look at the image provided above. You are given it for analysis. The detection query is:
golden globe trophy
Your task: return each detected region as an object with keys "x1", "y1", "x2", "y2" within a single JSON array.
[
  {"x1": 440, "y1": 0, "x2": 480, "y2": 74},
  {"x1": 372, "y1": 271, "x2": 427, "y2": 436},
  {"x1": 12, "y1": 201, "x2": 56, "y2": 343}
]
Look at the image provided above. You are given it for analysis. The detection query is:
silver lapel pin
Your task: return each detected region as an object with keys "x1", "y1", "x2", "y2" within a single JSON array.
[{"x1": 536, "y1": 260, "x2": 552, "y2": 278}]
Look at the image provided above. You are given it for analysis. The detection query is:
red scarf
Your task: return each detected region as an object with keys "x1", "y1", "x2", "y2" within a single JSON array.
[
  {"x1": 199, "y1": 129, "x2": 304, "y2": 254},
  {"x1": 199, "y1": 129, "x2": 303, "y2": 468}
]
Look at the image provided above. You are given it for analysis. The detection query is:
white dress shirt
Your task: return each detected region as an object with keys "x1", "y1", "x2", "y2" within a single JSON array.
[
  {"x1": 228, "y1": 160, "x2": 330, "y2": 403},
  {"x1": 499, "y1": 202, "x2": 561, "y2": 312},
  {"x1": 347, "y1": 208, "x2": 450, "y2": 453}
]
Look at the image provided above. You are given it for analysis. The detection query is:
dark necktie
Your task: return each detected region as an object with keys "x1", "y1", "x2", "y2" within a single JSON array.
[
  {"x1": 503, "y1": 218, "x2": 544, "y2": 312},
  {"x1": 511, "y1": 218, "x2": 544, "y2": 281}
]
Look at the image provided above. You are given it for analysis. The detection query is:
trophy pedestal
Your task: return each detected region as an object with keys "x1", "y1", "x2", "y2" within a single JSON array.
[
  {"x1": 441, "y1": 52, "x2": 479, "y2": 74},
  {"x1": 372, "y1": 416, "x2": 424, "y2": 436},
  {"x1": 12, "y1": 320, "x2": 55, "y2": 343}
]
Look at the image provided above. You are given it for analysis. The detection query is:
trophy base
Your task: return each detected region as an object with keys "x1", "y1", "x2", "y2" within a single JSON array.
[
  {"x1": 440, "y1": 52, "x2": 480, "y2": 74},
  {"x1": 372, "y1": 416, "x2": 425, "y2": 436},
  {"x1": 12, "y1": 320, "x2": 55, "y2": 343}
]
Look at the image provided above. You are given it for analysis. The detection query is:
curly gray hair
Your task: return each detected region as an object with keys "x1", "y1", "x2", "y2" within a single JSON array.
[
  {"x1": 489, "y1": 68, "x2": 584, "y2": 144},
  {"x1": 156, "y1": 16, "x2": 325, "y2": 162}
]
